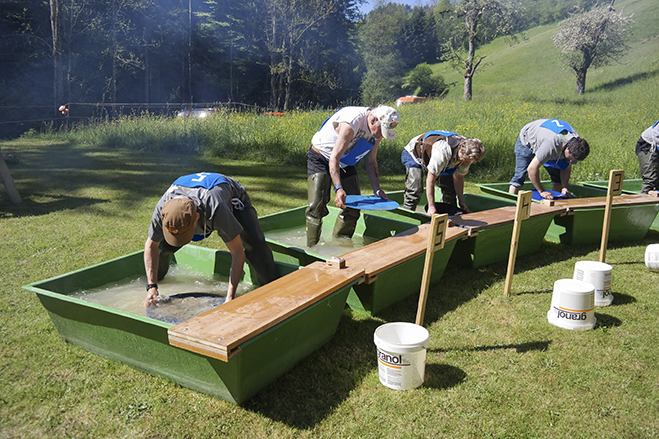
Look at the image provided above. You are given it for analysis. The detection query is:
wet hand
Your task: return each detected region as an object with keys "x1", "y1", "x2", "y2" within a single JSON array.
[
  {"x1": 540, "y1": 190, "x2": 554, "y2": 200},
  {"x1": 335, "y1": 189, "x2": 346, "y2": 208},
  {"x1": 143, "y1": 289, "x2": 159, "y2": 309}
]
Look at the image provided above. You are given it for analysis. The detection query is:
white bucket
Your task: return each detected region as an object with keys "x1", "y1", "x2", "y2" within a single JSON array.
[
  {"x1": 374, "y1": 322, "x2": 429, "y2": 390},
  {"x1": 573, "y1": 260, "x2": 613, "y2": 307},
  {"x1": 646, "y1": 244, "x2": 659, "y2": 271},
  {"x1": 547, "y1": 279, "x2": 596, "y2": 331}
]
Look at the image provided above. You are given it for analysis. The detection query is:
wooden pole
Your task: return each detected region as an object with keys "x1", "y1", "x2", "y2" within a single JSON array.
[
  {"x1": 0, "y1": 147, "x2": 22, "y2": 205},
  {"x1": 599, "y1": 170, "x2": 624, "y2": 263},
  {"x1": 415, "y1": 213, "x2": 448, "y2": 326},
  {"x1": 503, "y1": 190, "x2": 532, "y2": 297}
]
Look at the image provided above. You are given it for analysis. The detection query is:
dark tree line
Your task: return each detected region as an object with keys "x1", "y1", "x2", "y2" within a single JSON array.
[{"x1": 0, "y1": 0, "x2": 599, "y2": 137}]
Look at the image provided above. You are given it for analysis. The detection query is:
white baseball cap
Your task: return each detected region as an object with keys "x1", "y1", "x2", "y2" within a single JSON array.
[{"x1": 371, "y1": 105, "x2": 399, "y2": 140}]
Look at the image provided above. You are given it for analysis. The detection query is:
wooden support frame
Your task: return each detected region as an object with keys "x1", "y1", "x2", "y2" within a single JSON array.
[
  {"x1": 504, "y1": 191, "x2": 532, "y2": 297},
  {"x1": 599, "y1": 170, "x2": 624, "y2": 263},
  {"x1": 415, "y1": 213, "x2": 448, "y2": 326}
]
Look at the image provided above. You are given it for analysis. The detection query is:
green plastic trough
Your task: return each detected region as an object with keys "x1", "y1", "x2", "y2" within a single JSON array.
[
  {"x1": 370, "y1": 190, "x2": 515, "y2": 225},
  {"x1": 580, "y1": 179, "x2": 659, "y2": 231},
  {"x1": 382, "y1": 190, "x2": 560, "y2": 268},
  {"x1": 259, "y1": 205, "x2": 420, "y2": 265},
  {"x1": 260, "y1": 204, "x2": 465, "y2": 315},
  {"x1": 342, "y1": 228, "x2": 465, "y2": 315},
  {"x1": 476, "y1": 181, "x2": 658, "y2": 245},
  {"x1": 23, "y1": 245, "x2": 359, "y2": 405}
]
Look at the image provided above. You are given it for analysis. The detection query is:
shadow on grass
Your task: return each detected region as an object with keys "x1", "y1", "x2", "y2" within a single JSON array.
[
  {"x1": 0, "y1": 193, "x2": 109, "y2": 219},
  {"x1": 423, "y1": 364, "x2": 467, "y2": 390},
  {"x1": 606, "y1": 292, "x2": 636, "y2": 306},
  {"x1": 245, "y1": 310, "x2": 383, "y2": 429},
  {"x1": 594, "y1": 313, "x2": 622, "y2": 329},
  {"x1": 0, "y1": 143, "x2": 308, "y2": 218},
  {"x1": 589, "y1": 68, "x2": 659, "y2": 93},
  {"x1": 430, "y1": 340, "x2": 552, "y2": 355}
]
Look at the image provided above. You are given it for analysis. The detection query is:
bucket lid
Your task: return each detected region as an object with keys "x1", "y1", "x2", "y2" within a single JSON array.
[
  {"x1": 575, "y1": 260, "x2": 613, "y2": 271},
  {"x1": 374, "y1": 322, "x2": 430, "y2": 353},
  {"x1": 553, "y1": 278, "x2": 594, "y2": 294}
]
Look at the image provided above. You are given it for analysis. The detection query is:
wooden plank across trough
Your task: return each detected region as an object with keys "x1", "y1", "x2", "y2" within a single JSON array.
[
  {"x1": 541, "y1": 193, "x2": 659, "y2": 211},
  {"x1": 168, "y1": 261, "x2": 365, "y2": 362},
  {"x1": 341, "y1": 222, "x2": 468, "y2": 283},
  {"x1": 450, "y1": 203, "x2": 567, "y2": 236}
]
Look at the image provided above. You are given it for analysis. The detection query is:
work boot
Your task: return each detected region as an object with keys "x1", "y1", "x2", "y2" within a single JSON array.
[
  {"x1": 305, "y1": 173, "x2": 331, "y2": 247},
  {"x1": 403, "y1": 167, "x2": 424, "y2": 210}
]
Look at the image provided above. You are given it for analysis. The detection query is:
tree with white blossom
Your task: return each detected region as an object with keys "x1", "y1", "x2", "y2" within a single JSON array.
[{"x1": 552, "y1": 2, "x2": 633, "y2": 94}]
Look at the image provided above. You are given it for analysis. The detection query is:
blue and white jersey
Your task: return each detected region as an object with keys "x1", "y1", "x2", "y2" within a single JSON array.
[
  {"x1": 172, "y1": 172, "x2": 228, "y2": 189},
  {"x1": 311, "y1": 107, "x2": 376, "y2": 167},
  {"x1": 519, "y1": 119, "x2": 579, "y2": 164},
  {"x1": 149, "y1": 173, "x2": 248, "y2": 244}
]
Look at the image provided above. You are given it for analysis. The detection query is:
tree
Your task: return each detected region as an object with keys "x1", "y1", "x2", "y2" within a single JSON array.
[
  {"x1": 359, "y1": 3, "x2": 409, "y2": 105},
  {"x1": 402, "y1": 63, "x2": 448, "y2": 98},
  {"x1": 552, "y1": 2, "x2": 633, "y2": 94},
  {"x1": 441, "y1": 0, "x2": 522, "y2": 101},
  {"x1": 263, "y1": 0, "x2": 337, "y2": 110},
  {"x1": 50, "y1": 0, "x2": 64, "y2": 113}
]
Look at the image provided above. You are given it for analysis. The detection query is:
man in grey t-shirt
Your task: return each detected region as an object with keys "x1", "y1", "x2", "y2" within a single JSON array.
[
  {"x1": 508, "y1": 119, "x2": 590, "y2": 200},
  {"x1": 635, "y1": 121, "x2": 659, "y2": 194},
  {"x1": 143, "y1": 172, "x2": 277, "y2": 307}
]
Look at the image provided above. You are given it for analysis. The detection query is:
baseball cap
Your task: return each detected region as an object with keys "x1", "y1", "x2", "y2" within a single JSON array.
[
  {"x1": 162, "y1": 198, "x2": 198, "y2": 247},
  {"x1": 371, "y1": 105, "x2": 399, "y2": 140}
]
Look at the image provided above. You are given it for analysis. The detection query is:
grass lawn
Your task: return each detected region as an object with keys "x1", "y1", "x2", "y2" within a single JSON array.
[{"x1": 1, "y1": 139, "x2": 658, "y2": 438}]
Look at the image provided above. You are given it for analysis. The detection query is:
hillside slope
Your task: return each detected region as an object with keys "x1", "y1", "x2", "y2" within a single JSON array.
[{"x1": 432, "y1": 0, "x2": 659, "y2": 101}]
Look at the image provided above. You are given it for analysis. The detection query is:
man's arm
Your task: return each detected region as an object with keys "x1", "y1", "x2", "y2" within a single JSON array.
[
  {"x1": 426, "y1": 171, "x2": 439, "y2": 216},
  {"x1": 453, "y1": 173, "x2": 469, "y2": 213},
  {"x1": 329, "y1": 123, "x2": 354, "y2": 208},
  {"x1": 559, "y1": 165, "x2": 572, "y2": 196},
  {"x1": 527, "y1": 157, "x2": 552, "y2": 199},
  {"x1": 364, "y1": 139, "x2": 386, "y2": 199},
  {"x1": 143, "y1": 237, "x2": 161, "y2": 308},
  {"x1": 224, "y1": 235, "x2": 246, "y2": 303}
]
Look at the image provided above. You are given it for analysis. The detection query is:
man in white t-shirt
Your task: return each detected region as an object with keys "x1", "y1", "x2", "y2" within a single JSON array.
[{"x1": 305, "y1": 105, "x2": 399, "y2": 247}]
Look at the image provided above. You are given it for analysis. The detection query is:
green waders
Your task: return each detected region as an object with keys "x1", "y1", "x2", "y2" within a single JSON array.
[
  {"x1": 306, "y1": 173, "x2": 331, "y2": 247},
  {"x1": 403, "y1": 167, "x2": 424, "y2": 210},
  {"x1": 305, "y1": 173, "x2": 361, "y2": 247}
]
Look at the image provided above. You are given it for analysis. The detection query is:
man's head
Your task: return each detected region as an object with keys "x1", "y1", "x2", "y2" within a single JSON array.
[
  {"x1": 458, "y1": 138, "x2": 486, "y2": 165},
  {"x1": 161, "y1": 198, "x2": 200, "y2": 247},
  {"x1": 369, "y1": 105, "x2": 399, "y2": 140},
  {"x1": 564, "y1": 137, "x2": 590, "y2": 163}
]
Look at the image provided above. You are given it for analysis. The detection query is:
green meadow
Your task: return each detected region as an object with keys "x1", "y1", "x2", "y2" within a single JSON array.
[{"x1": 2, "y1": 0, "x2": 659, "y2": 436}]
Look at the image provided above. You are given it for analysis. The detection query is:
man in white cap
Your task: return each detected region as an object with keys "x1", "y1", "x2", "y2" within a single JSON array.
[
  {"x1": 305, "y1": 105, "x2": 399, "y2": 247},
  {"x1": 143, "y1": 172, "x2": 277, "y2": 307}
]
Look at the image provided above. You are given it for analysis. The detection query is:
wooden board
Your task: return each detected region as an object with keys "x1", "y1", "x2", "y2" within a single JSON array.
[
  {"x1": 168, "y1": 261, "x2": 365, "y2": 361},
  {"x1": 340, "y1": 223, "x2": 468, "y2": 279},
  {"x1": 542, "y1": 193, "x2": 659, "y2": 211},
  {"x1": 450, "y1": 203, "x2": 567, "y2": 235}
]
